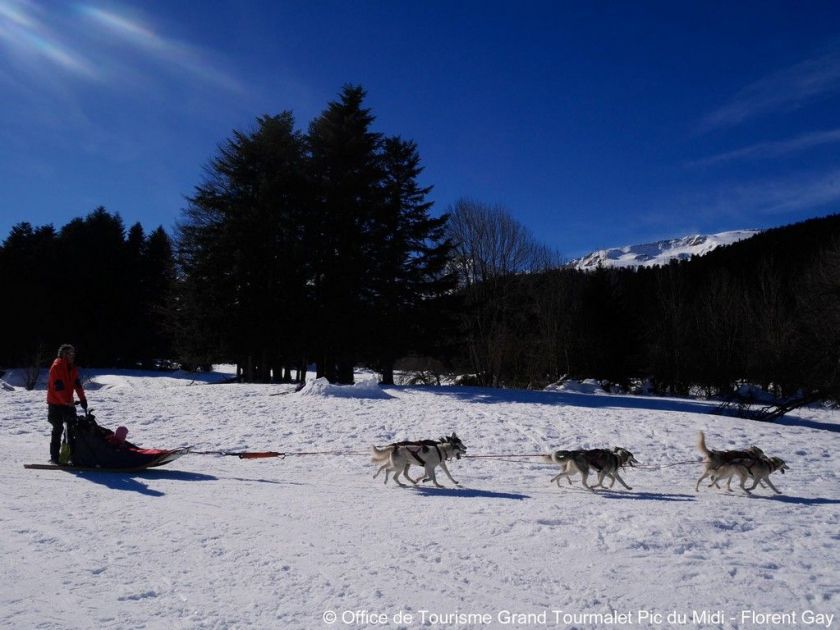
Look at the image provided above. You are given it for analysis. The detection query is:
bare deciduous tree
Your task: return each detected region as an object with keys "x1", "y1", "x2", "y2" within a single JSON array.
[{"x1": 444, "y1": 198, "x2": 560, "y2": 386}]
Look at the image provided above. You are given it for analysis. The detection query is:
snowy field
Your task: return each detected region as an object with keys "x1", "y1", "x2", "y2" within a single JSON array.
[{"x1": 1, "y1": 370, "x2": 838, "y2": 630}]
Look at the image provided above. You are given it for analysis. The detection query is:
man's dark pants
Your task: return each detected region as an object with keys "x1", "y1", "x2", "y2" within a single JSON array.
[{"x1": 47, "y1": 404, "x2": 76, "y2": 462}]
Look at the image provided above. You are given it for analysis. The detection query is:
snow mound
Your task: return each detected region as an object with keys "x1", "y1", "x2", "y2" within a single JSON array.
[
  {"x1": 544, "y1": 378, "x2": 607, "y2": 394},
  {"x1": 0, "y1": 369, "x2": 41, "y2": 390},
  {"x1": 297, "y1": 376, "x2": 393, "y2": 399}
]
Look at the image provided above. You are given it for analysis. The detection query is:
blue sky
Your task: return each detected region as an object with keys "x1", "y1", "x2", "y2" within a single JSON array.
[{"x1": 2, "y1": 1, "x2": 840, "y2": 257}]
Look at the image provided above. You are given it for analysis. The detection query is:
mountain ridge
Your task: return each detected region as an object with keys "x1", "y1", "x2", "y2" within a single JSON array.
[{"x1": 570, "y1": 229, "x2": 761, "y2": 270}]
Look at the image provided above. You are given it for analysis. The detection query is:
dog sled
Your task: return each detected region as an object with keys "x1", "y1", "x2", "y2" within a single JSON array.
[{"x1": 25, "y1": 409, "x2": 189, "y2": 472}]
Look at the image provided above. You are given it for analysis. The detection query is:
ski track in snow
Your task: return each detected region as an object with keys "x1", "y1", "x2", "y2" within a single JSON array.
[{"x1": 1, "y1": 374, "x2": 838, "y2": 629}]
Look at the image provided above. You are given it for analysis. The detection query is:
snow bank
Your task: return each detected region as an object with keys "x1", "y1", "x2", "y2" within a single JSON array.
[
  {"x1": 297, "y1": 376, "x2": 392, "y2": 399},
  {"x1": 0, "y1": 369, "x2": 42, "y2": 390},
  {"x1": 544, "y1": 378, "x2": 607, "y2": 394},
  {"x1": 0, "y1": 367, "x2": 234, "y2": 391}
]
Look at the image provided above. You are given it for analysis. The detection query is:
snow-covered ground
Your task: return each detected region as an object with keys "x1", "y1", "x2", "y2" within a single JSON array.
[{"x1": 1, "y1": 370, "x2": 838, "y2": 629}]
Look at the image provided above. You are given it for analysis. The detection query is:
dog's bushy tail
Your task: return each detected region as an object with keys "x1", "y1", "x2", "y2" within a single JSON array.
[
  {"x1": 547, "y1": 450, "x2": 574, "y2": 465},
  {"x1": 696, "y1": 431, "x2": 711, "y2": 459},
  {"x1": 370, "y1": 445, "x2": 392, "y2": 463}
]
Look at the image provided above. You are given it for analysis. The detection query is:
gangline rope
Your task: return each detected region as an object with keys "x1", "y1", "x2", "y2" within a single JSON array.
[{"x1": 188, "y1": 450, "x2": 700, "y2": 469}]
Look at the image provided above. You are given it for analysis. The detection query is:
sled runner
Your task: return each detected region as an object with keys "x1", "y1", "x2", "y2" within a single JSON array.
[{"x1": 27, "y1": 409, "x2": 189, "y2": 471}]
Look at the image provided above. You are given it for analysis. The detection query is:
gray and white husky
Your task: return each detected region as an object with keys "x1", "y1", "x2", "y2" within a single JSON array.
[
  {"x1": 695, "y1": 431, "x2": 789, "y2": 494},
  {"x1": 371, "y1": 433, "x2": 467, "y2": 488},
  {"x1": 545, "y1": 447, "x2": 638, "y2": 491}
]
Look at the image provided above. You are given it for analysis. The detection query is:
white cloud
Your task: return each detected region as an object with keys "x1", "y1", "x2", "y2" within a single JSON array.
[
  {"x1": 690, "y1": 169, "x2": 840, "y2": 222},
  {"x1": 702, "y1": 46, "x2": 840, "y2": 131},
  {"x1": 691, "y1": 128, "x2": 840, "y2": 167}
]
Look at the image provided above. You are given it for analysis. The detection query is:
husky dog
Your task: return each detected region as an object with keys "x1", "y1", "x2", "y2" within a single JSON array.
[
  {"x1": 695, "y1": 431, "x2": 788, "y2": 494},
  {"x1": 709, "y1": 456, "x2": 789, "y2": 495},
  {"x1": 545, "y1": 447, "x2": 638, "y2": 491},
  {"x1": 371, "y1": 433, "x2": 467, "y2": 488}
]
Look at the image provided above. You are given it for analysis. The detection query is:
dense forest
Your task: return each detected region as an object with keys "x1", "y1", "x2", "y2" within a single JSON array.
[{"x1": 1, "y1": 86, "x2": 839, "y2": 404}]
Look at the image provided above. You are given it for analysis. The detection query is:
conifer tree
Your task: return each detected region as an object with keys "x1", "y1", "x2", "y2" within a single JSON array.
[
  {"x1": 370, "y1": 136, "x2": 452, "y2": 384},
  {"x1": 178, "y1": 112, "x2": 308, "y2": 379},
  {"x1": 307, "y1": 85, "x2": 384, "y2": 383},
  {"x1": 0, "y1": 222, "x2": 58, "y2": 378}
]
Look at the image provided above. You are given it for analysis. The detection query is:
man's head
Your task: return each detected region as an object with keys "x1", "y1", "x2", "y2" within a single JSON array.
[{"x1": 57, "y1": 344, "x2": 76, "y2": 362}]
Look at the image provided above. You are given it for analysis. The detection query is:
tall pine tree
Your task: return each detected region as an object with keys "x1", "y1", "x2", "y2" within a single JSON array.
[
  {"x1": 307, "y1": 85, "x2": 384, "y2": 383},
  {"x1": 178, "y1": 112, "x2": 308, "y2": 379},
  {"x1": 369, "y1": 136, "x2": 452, "y2": 384}
]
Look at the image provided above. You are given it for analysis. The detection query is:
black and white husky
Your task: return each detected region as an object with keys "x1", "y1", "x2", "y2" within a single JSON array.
[
  {"x1": 696, "y1": 431, "x2": 789, "y2": 494},
  {"x1": 371, "y1": 433, "x2": 467, "y2": 488},
  {"x1": 545, "y1": 447, "x2": 638, "y2": 491}
]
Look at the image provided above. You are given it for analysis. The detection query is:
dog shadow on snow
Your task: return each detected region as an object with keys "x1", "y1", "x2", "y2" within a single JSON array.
[
  {"x1": 749, "y1": 494, "x2": 840, "y2": 506},
  {"x1": 68, "y1": 469, "x2": 218, "y2": 497},
  {"x1": 412, "y1": 486, "x2": 529, "y2": 500}
]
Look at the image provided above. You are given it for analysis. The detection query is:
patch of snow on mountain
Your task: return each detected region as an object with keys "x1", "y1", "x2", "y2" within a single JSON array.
[{"x1": 572, "y1": 230, "x2": 760, "y2": 270}]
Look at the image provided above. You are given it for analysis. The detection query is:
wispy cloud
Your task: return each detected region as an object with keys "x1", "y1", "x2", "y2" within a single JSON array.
[
  {"x1": 690, "y1": 128, "x2": 840, "y2": 167},
  {"x1": 0, "y1": 0, "x2": 98, "y2": 79},
  {"x1": 702, "y1": 46, "x2": 840, "y2": 131},
  {"x1": 78, "y1": 5, "x2": 243, "y2": 93},
  {"x1": 691, "y1": 168, "x2": 840, "y2": 222},
  {"x1": 0, "y1": 1, "x2": 242, "y2": 92}
]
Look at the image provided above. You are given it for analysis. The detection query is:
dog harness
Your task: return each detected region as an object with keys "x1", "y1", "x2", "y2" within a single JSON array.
[{"x1": 388, "y1": 439, "x2": 448, "y2": 465}]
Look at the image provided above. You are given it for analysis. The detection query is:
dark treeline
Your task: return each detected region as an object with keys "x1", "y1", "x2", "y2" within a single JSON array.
[
  {"x1": 0, "y1": 208, "x2": 175, "y2": 378},
  {"x1": 2, "y1": 83, "x2": 839, "y2": 401},
  {"x1": 450, "y1": 210, "x2": 840, "y2": 402}
]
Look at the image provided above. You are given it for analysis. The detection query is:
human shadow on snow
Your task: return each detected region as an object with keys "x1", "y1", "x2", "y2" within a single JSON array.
[
  {"x1": 412, "y1": 486, "x2": 529, "y2": 500},
  {"x1": 68, "y1": 469, "x2": 217, "y2": 497}
]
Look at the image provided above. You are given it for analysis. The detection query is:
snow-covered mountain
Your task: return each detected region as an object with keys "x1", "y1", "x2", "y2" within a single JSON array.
[{"x1": 571, "y1": 229, "x2": 761, "y2": 270}]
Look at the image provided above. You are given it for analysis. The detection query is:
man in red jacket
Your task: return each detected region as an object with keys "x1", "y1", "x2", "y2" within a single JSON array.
[{"x1": 47, "y1": 344, "x2": 87, "y2": 463}]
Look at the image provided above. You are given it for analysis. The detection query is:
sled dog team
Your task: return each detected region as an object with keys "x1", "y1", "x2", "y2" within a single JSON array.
[{"x1": 370, "y1": 431, "x2": 789, "y2": 494}]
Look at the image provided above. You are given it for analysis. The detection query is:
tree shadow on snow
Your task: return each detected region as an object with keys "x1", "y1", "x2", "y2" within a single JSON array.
[
  {"x1": 69, "y1": 469, "x2": 217, "y2": 497},
  {"x1": 596, "y1": 490, "x2": 696, "y2": 502},
  {"x1": 409, "y1": 385, "x2": 715, "y2": 416},
  {"x1": 772, "y1": 416, "x2": 840, "y2": 433},
  {"x1": 412, "y1": 486, "x2": 529, "y2": 500},
  {"x1": 403, "y1": 386, "x2": 840, "y2": 431}
]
